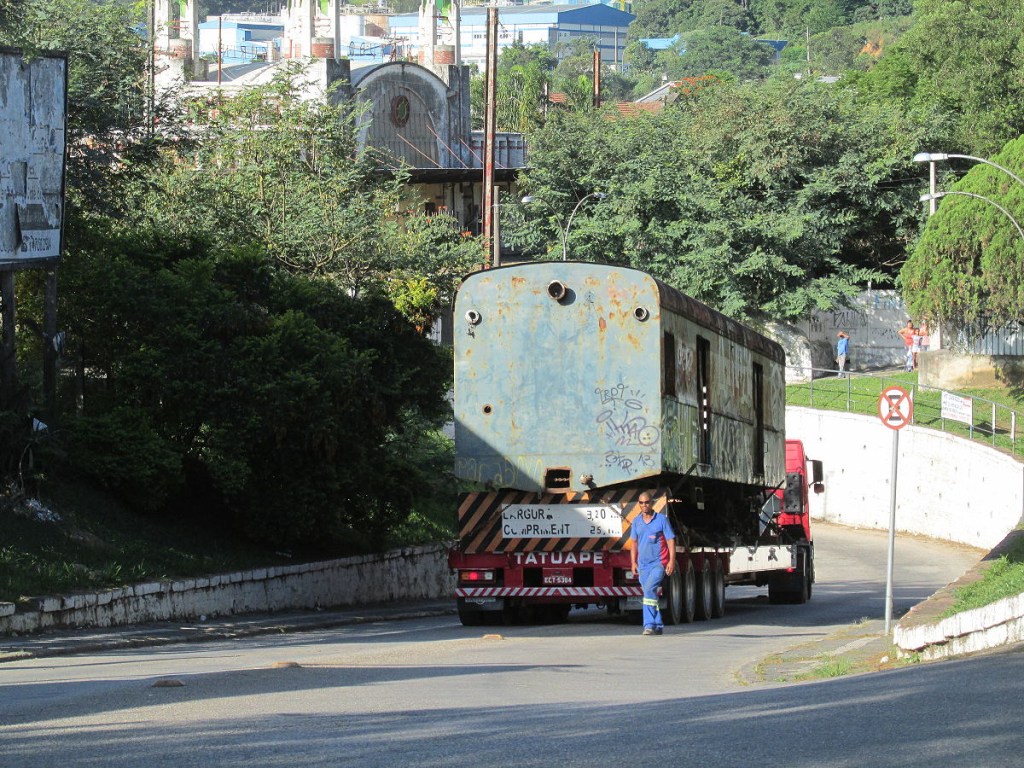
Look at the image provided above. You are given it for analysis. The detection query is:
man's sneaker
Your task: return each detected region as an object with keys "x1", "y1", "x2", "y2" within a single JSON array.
[
  {"x1": 653, "y1": 627, "x2": 663, "y2": 635},
  {"x1": 642, "y1": 627, "x2": 655, "y2": 636}
]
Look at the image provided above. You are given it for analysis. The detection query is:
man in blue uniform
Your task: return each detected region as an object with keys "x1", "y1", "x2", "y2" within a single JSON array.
[{"x1": 630, "y1": 492, "x2": 676, "y2": 636}]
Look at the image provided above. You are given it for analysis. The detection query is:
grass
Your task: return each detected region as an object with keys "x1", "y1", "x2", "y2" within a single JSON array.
[
  {"x1": 945, "y1": 528, "x2": 1024, "y2": 616},
  {"x1": 0, "y1": 479, "x2": 298, "y2": 605},
  {"x1": 786, "y1": 369, "x2": 1024, "y2": 458},
  {"x1": 0, "y1": 476, "x2": 455, "y2": 606},
  {"x1": 796, "y1": 655, "x2": 854, "y2": 680}
]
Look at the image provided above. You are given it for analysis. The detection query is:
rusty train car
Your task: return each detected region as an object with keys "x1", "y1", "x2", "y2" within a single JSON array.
[{"x1": 449, "y1": 261, "x2": 815, "y2": 625}]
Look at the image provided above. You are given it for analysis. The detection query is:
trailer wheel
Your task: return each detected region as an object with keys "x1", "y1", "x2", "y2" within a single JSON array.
[
  {"x1": 711, "y1": 558, "x2": 726, "y2": 619},
  {"x1": 682, "y1": 560, "x2": 697, "y2": 624},
  {"x1": 457, "y1": 599, "x2": 485, "y2": 626},
  {"x1": 662, "y1": 566, "x2": 685, "y2": 625},
  {"x1": 695, "y1": 558, "x2": 714, "y2": 620}
]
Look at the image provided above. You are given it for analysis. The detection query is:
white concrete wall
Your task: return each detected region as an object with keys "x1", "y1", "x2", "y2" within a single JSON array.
[
  {"x1": 801, "y1": 290, "x2": 917, "y2": 371},
  {"x1": 0, "y1": 544, "x2": 455, "y2": 636},
  {"x1": 788, "y1": 407, "x2": 1024, "y2": 548}
]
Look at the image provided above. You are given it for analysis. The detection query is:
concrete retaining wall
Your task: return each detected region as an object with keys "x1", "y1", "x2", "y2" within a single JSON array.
[
  {"x1": 788, "y1": 406, "x2": 1024, "y2": 658},
  {"x1": 787, "y1": 407, "x2": 1024, "y2": 549},
  {"x1": 0, "y1": 543, "x2": 455, "y2": 636},
  {"x1": 920, "y1": 349, "x2": 1024, "y2": 390}
]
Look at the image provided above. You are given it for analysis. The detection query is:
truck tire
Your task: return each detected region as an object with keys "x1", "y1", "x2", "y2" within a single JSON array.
[
  {"x1": 662, "y1": 566, "x2": 685, "y2": 625},
  {"x1": 711, "y1": 557, "x2": 726, "y2": 618},
  {"x1": 695, "y1": 558, "x2": 714, "y2": 620},
  {"x1": 682, "y1": 560, "x2": 697, "y2": 624},
  {"x1": 769, "y1": 550, "x2": 810, "y2": 605},
  {"x1": 457, "y1": 598, "x2": 485, "y2": 626}
]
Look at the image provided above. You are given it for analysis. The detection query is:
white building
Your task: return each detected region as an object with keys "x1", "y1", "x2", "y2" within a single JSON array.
[{"x1": 389, "y1": 4, "x2": 636, "y2": 69}]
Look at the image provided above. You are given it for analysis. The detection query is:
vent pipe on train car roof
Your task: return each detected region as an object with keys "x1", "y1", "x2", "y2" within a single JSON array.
[{"x1": 547, "y1": 280, "x2": 568, "y2": 301}]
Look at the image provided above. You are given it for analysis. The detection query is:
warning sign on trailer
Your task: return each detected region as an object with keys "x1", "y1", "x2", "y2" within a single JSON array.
[{"x1": 878, "y1": 386, "x2": 913, "y2": 430}]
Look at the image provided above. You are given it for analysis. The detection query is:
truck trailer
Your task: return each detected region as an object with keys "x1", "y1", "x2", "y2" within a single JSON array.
[{"x1": 448, "y1": 261, "x2": 822, "y2": 626}]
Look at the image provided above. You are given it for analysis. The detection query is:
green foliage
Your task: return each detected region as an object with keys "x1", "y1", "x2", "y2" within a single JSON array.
[
  {"x1": 520, "y1": 77, "x2": 929, "y2": 319},
  {"x1": 387, "y1": 210, "x2": 482, "y2": 328},
  {"x1": 901, "y1": 136, "x2": 1024, "y2": 338},
  {"x1": 948, "y1": 532, "x2": 1024, "y2": 615},
  {"x1": 58, "y1": 228, "x2": 452, "y2": 549},
  {"x1": 149, "y1": 65, "x2": 403, "y2": 290},
  {"x1": 629, "y1": 0, "x2": 755, "y2": 38},
  {"x1": 471, "y1": 43, "x2": 555, "y2": 131},
  {"x1": 869, "y1": 0, "x2": 1024, "y2": 155},
  {"x1": 65, "y1": 408, "x2": 183, "y2": 513},
  {"x1": 3, "y1": 0, "x2": 161, "y2": 214},
  {"x1": 669, "y1": 26, "x2": 776, "y2": 80}
]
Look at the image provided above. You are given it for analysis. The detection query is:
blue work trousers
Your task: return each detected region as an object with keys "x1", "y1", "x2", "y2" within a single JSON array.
[{"x1": 639, "y1": 563, "x2": 666, "y2": 629}]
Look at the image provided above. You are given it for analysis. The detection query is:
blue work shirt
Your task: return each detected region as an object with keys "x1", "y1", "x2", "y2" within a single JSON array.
[
  {"x1": 837, "y1": 336, "x2": 849, "y2": 355},
  {"x1": 631, "y1": 513, "x2": 676, "y2": 569}
]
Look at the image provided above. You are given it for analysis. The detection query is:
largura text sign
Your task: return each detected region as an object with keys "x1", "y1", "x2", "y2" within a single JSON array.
[
  {"x1": 501, "y1": 504, "x2": 624, "y2": 538},
  {"x1": 878, "y1": 386, "x2": 913, "y2": 430}
]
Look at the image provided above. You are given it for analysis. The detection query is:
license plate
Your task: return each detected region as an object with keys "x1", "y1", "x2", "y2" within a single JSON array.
[{"x1": 542, "y1": 568, "x2": 573, "y2": 586}]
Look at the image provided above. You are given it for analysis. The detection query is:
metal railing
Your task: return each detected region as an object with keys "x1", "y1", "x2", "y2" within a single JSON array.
[{"x1": 786, "y1": 367, "x2": 1021, "y2": 458}]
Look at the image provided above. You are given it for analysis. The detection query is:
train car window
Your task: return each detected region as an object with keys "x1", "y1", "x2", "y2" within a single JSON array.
[
  {"x1": 663, "y1": 332, "x2": 677, "y2": 397},
  {"x1": 697, "y1": 336, "x2": 711, "y2": 465},
  {"x1": 753, "y1": 362, "x2": 765, "y2": 475}
]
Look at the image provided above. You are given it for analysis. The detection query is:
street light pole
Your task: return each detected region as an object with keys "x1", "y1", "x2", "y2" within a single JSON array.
[
  {"x1": 914, "y1": 152, "x2": 1024, "y2": 216},
  {"x1": 919, "y1": 190, "x2": 1024, "y2": 243},
  {"x1": 521, "y1": 192, "x2": 607, "y2": 260}
]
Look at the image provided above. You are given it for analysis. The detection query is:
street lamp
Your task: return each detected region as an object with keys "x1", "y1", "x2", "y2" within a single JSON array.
[
  {"x1": 521, "y1": 192, "x2": 608, "y2": 260},
  {"x1": 919, "y1": 190, "x2": 1024, "y2": 243},
  {"x1": 913, "y1": 151, "x2": 1024, "y2": 215}
]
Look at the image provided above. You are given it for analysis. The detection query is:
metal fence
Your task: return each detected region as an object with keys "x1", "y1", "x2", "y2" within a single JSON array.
[
  {"x1": 786, "y1": 367, "x2": 1022, "y2": 458},
  {"x1": 946, "y1": 318, "x2": 1024, "y2": 356}
]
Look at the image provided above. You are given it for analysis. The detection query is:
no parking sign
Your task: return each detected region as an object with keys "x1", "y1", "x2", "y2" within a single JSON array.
[{"x1": 878, "y1": 386, "x2": 913, "y2": 430}]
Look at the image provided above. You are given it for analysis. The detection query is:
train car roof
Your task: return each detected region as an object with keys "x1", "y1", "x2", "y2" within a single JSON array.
[{"x1": 460, "y1": 261, "x2": 786, "y2": 365}]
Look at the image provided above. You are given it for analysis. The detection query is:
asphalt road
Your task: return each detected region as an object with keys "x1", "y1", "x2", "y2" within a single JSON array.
[{"x1": 3, "y1": 523, "x2": 1019, "y2": 768}]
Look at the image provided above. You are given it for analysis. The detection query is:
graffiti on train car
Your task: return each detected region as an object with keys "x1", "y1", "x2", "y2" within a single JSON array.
[
  {"x1": 455, "y1": 455, "x2": 546, "y2": 488},
  {"x1": 603, "y1": 448, "x2": 656, "y2": 475},
  {"x1": 594, "y1": 381, "x2": 661, "y2": 448}
]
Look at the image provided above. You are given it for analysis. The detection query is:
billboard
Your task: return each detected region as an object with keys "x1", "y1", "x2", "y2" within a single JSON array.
[{"x1": 0, "y1": 48, "x2": 67, "y2": 268}]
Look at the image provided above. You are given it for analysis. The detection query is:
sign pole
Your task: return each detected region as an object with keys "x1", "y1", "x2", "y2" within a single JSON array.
[
  {"x1": 884, "y1": 428, "x2": 898, "y2": 635},
  {"x1": 877, "y1": 385, "x2": 912, "y2": 636}
]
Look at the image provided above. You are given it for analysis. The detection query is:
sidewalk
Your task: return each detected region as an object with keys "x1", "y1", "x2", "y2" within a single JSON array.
[
  {"x1": 0, "y1": 600, "x2": 457, "y2": 663},
  {"x1": 737, "y1": 618, "x2": 895, "y2": 684}
]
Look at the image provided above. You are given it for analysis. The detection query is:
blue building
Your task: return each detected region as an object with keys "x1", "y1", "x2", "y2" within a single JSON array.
[
  {"x1": 389, "y1": 4, "x2": 636, "y2": 68},
  {"x1": 197, "y1": 15, "x2": 283, "y2": 65}
]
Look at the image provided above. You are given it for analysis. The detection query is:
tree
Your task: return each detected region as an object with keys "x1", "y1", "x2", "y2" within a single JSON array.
[
  {"x1": 629, "y1": 0, "x2": 695, "y2": 39},
  {"x1": 519, "y1": 77, "x2": 933, "y2": 320},
  {"x1": 141, "y1": 65, "x2": 405, "y2": 294},
  {"x1": 901, "y1": 136, "x2": 1024, "y2": 342},
  {"x1": 59, "y1": 229, "x2": 452, "y2": 548},
  {"x1": 471, "y1": 43, "x2": 554, "y2": 131},
  {"x1": 6, "y1": 0, "x2": 160, "y2": 215},
  {"x1": 669, "y1": 26, "x2": 775, "y2": 80},
  {"x1": 878, "y1": 0, "x2": 1024, "y2": 155}
]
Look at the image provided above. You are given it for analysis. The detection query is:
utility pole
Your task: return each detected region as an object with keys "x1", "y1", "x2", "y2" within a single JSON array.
[{"x1": 482, "y1": 7, "x2": 497, "y2": 267}]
